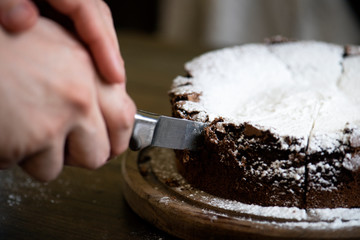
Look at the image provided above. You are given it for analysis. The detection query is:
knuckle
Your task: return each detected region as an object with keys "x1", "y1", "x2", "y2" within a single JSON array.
[
  {"x1": 86, "y1": 149, "x2": 109, "y2": 170},
  {"x1": 42, "y1": 121, "x2": 66, "y2": 141},
  {"x1": 63, "y1": 80, "x2": 94, "y2": 115},
  {"x1": 119, "y1": 96, "x2": 137, "y2": 130},
  {"x1": 67, "y1": 146, "x2": 109, "y2": 170},
  {"x1": 111, "y1": 142, "x2": 128, "y2": 156},
  {"x1": 106, "y1": 92, "x2": 136, "y2": 130},
  {"x1": 110, "y1": 97, "x2": 136, "y2": 155},
  {"x1": 68, "y1": 87, "x2": 93, "y2": 115},
  {"x1": 59, "y1": 48, "x2": 96, "y2": 115},
  {"x1": 110, "y1": 100, "x2": 136, "y2": 133}
]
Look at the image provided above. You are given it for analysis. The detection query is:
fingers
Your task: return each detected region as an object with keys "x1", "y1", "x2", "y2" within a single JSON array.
[
  {"x1": 0, "y1": 0, "x2": 125, "y2": 84},
  {"x1": 95, "y1": 0, "x2": 119, "y2": 52},
  {"x1": 46, "y1": 0, "x2": 125, "y2": 84},
  {"x1": 0, "y1": 0, "x2": 38, "y2": 32},
  {"x1": 64, "y1": 90, "x2": 111, "y2": 170},
  {"x1": 96, "y1": 82, "x2": 136, "y2": 157},
  {"x1": 20, "y1": 137, "x2": 64, "y2": 182}
]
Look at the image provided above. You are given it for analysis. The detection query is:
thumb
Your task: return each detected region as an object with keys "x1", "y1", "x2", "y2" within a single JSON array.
[{"x1": 0, "y1": 0, "x2": 38, "y2": 32}]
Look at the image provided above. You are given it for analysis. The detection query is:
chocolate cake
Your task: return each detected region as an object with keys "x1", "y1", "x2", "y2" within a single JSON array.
[{"x1": 169, "y1": 40, "x2": 360, "y2": 209}]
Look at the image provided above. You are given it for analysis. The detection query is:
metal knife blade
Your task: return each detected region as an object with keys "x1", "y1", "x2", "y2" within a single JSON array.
[{"x1": 129, "y1": 111, "x2": 206, "y2": 151}]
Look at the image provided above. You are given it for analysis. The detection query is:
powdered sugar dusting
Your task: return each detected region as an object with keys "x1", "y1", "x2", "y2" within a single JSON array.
[
  {"x1": 149, "y1": 148, "x2": 360, "y2": 230},
  {"x1": 248, "y1": 159, "x2": 305, "y2": 183},
  {"x1": 7, "y1": 194, "x2": 22, "y2": 207},
  {"x1": 159, "y1": 196, "x2": 170, "y2": 205},
  {"x1": 307, "y1": 161, "x2": 342, "y2": 191},
  {"x1": 1, "y1": 167, "x2": 66, "y2": 208},
  {"x1": 343, "y1": 153, "x2": 360, "y2": 171},
  {"x1": 170, "y1": 41, "x2": 360, "y2": 155}
]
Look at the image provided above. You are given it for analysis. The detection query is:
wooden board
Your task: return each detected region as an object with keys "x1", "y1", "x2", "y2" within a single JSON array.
[{"x1": 121, "y1": 147, "x2": 360, "y2": 240}]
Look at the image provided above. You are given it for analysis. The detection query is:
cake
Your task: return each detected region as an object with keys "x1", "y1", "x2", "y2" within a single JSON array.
[{"x1": 169, "y1": 39, "x2": 360, "y2": 209}]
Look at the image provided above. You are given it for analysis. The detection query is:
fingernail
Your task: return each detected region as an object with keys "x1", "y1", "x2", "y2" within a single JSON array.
[{"x1": 2, "y1": 2, "x2": 32, "y2": 26}]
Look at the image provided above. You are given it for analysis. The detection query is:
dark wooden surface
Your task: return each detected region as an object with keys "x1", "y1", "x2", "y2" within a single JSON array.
[{"x1": 0, "y1": 33, "x2": 208, "y2": 240}]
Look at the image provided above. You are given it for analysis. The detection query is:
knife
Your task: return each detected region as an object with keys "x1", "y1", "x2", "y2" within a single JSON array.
[{"x1": 129, "y1": 111, "x2": 207, "y2": 151}]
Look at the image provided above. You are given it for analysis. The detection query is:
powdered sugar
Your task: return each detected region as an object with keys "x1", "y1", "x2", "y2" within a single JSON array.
[
  {"x1": 246, "y1": 159, "x2": 305, "y2": 187},
  {"x1": 343, "y1": 153, "x2": 360, "y2": 171},
  {"x1": 159, "y1": 196, "x2": 170, "y2": 205},
  {"x1": 170, "y1": 41, "x2": 360, "y2": 157},
  {"x1": 170, "y1": 41, "x2": 360, "y2": 199},
  {"x1": 149, "y1": 148, "x2": 360, "y2": 230},
  {"x1": 7, "y1": 194, "x2": 22, "y2": 207},
  {"x1": 1, "y1": 167, "x2": 65, "y2": 208}
]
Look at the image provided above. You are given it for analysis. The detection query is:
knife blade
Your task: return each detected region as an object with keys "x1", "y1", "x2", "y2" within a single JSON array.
[{"x1": 129, "y1": 111, "x2": 206, "y2": 151}]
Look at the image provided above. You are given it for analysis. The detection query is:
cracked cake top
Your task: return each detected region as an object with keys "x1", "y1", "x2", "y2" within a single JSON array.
[{"x1": 170, "y1": 41, "x2": 360, "y2": 159}]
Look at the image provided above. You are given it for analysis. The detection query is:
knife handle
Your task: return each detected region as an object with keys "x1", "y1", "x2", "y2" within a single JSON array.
[{"x1": 129, "y1": 112, "x2": 158, "y2": 151}]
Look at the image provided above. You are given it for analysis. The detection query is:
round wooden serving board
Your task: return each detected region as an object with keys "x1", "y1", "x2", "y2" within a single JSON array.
[{"x1": 120, "y1": 147, "x2": 360, "y2": 240}]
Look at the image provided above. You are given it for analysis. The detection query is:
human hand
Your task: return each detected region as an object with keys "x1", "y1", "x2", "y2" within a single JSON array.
[
  {"x1": 0, "y1": 0, "x2": 125, "y2": 84},
  {"x1": 0, "y1": 17, "x2": 136, "y2": 181}
]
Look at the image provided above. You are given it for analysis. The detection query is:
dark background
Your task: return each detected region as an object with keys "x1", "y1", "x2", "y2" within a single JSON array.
[
  {"x1": 348, "y1": 0, "x2": 360, "y2": 24},
  {"x1": 104, "y1": 0, "x2": 360, "y2": 35},
  {"x1": 104, "y1": 0, "x2": 159, "y2": 33},
  {"x1": 35, "y1": 0, "x2": 360, "y2": 41}
]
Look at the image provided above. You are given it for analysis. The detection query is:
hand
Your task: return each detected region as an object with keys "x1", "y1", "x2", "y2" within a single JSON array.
[
  {"x1": 0, "y1": 0, "x2": 125, "y2": 84},
  {"x1": 0, "y1": 17, "x2": 136, "y2": 181}
]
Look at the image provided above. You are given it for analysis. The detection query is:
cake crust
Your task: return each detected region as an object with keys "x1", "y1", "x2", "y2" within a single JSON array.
[{"x1": 169, "y1": 40, "x2": 360, "y2": 209}]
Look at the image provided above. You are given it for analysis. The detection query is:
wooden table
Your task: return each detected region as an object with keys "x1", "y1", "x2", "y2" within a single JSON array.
[{"x1": 0, "y1": 33, "x2": 209, "y2": 240}]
